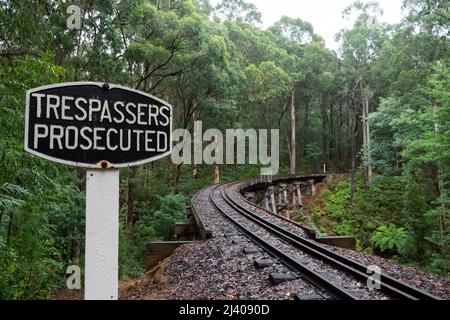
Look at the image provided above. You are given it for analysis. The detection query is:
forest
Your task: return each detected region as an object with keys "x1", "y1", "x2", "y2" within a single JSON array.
[{"x1": 0, "y1": 0, "x2": 448, "y2": 299}]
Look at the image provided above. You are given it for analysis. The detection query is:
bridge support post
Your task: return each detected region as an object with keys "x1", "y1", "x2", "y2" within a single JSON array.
[
  {"x1": 292, "y1": 181, "x2": 303, "y2": 207},
  {"x1": 278, "y1": 183, "x2": 288, "y2": 205},
  {"x1": 277, "y1": 189, "x2": 283, "y2": 205},
  {"x1": 264, "y1": 191, "x2": 270, "y2": 211},
  {"x1": 268, "y1": 185, "x2": 277, "y2": 214},
  {"x1": 309, "y1": 179, "x2": 316, "y2": 196},
  {"x1": 291, "y1": 183, "x2": 296, "y2": 206}
]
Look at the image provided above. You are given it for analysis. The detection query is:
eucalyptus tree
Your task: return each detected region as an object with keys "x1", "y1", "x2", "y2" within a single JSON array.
[
  {"x1": 364, "y1": 0, "x2": 450, "y2": 267},
  {"x1": 0, "y1": 0, "x2": 76, "y2": 62},
  {"x1": 123, "y1": 1, "x2": 207, "y2": 94},
  {"x1": 192, "y1": 0, "x2": 214, "y2": 16},
  {"x1": 268, "y1": 16, "x2": 331, "y2": 173},
  {"x1": 214, "y1": 0, "x2": 262, "y2": 27},
  {"x1": 169, "y1": 19, "x2": 238, "y2": 185},
  {"x1": 242, "y1": 61, "x2": 291, "y2": 130},
  {"x1": 367, "y1": 0, "x2": 449, "y2": 177},
  {"x1": 337, "y1": 1, "x2": 387, "y2": 185}
]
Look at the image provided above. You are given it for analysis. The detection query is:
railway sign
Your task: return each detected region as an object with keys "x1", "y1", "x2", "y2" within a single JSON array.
[
  {"x1": 25, "y1": 82, "x2": 173, "y2": 168},
  {"x1": 24, "y1": 82, "x2": 173, "y2": 300}
]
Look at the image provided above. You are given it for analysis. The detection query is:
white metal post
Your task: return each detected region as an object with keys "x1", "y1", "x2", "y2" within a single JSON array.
[{"x1": 85, "y1": 169, "x2": 120, "y2": 300}]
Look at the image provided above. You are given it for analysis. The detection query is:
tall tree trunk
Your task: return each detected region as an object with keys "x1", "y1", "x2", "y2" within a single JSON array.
[
  {"x1": 192, "y1": 110, "x2": 199, "y2": 179},
  {"x1": 214, "y1": 165, "x2": 220, "y2": 184},
  {"x1": 337, "y1": 102, "x2": 343, "y2": 166},
  {"x1": 363, "y1": 97, "x2": 372, "y2": 183},
  {"x1": 290, "y1": 82, "x2": 296, "y2": 175},
  {"x1": 303, "y1": 101, "x2": 309, "y2": 158},
  {"x1": 432, "y1": 98, "x2": 446, "y2": 238},
  {"x1": 321, "y1": 109, "x2": 326, "y2": 164},
  {"x1": 360, "y1": 81, "x2": 372, "y2": 185},
  {"x1": 173, "y1": 163, "x2": 181, "y2": 187},
  {"x1": 329, "y1": 103, "x2": 334, "y2": 163},
  {"x1": 322, "y1": 105, "x2": 328, "y2": 169},
  {"x1": 126, "y1": 166, "x2": 137, "y2": 230},
  {"x1": 346, "y1": 103, "x2": 351, "y2": 162},
  {"x1": 350, "y1": 110, "x2": 357, "y2": 205},
  {"x1": 366, "y1": 111, "x2": 372, "y2": 181}
]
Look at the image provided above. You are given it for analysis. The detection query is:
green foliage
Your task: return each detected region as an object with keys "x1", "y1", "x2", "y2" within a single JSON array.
[
  {"x1": 323, "y1": 180, "x2": 351, "y2": 220},
  {"x1": 371, "y1": 224, "x2": 408, "y2": 253},
  {"x1": 304, "y1": 144, "x2": 323, "y2": 167},
  {"x1": 318, "y1": 175, "x2": 407, "y2": 249},
  {"x1": 119, "y1": 227, "x2": 147, "y2": 279},
  {"x1": 143, "y1": 194, "x2": 187, "y2": 241},
  {"x1": 215, "y1": 0, "x2": 262, "y2": 26},
  {"x1": 0, "y1": 55, "x2": 82, "y2": 299},
  {"x1": 119, "y1": 193, "x2": 186, "y2": 279}
]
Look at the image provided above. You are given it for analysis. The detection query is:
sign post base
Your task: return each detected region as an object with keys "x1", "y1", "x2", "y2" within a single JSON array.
[{"x1": 85, "y1": 169, "x2": 120, "y2": 300}]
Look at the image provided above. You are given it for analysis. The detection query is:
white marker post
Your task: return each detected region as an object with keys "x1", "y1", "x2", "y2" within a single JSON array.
[
  {"x1": 85, "y1": 169, "x2": 120, "y2": 300},
  {"x1": 25, "y1": 82, "x2": 173, "y2": 301}
]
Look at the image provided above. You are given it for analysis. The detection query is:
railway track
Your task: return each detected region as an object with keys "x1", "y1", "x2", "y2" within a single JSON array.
[{"x1": 203, "y1": 179, "x2": 441, "y2": 301}]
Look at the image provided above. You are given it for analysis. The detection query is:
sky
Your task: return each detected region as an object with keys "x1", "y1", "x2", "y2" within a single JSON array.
[{"x1": 215, "y1": 0, "x2": 405, "y2": 52}]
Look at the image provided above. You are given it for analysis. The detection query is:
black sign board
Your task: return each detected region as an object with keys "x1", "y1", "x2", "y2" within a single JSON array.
[{"x1": 25, "y1": 82, "x2": 173, "y2": 168}]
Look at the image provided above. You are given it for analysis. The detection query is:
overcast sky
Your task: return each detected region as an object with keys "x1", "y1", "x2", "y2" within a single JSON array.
[{"x1": 214, "y1": 0, "x2": 405, "y2": 52}]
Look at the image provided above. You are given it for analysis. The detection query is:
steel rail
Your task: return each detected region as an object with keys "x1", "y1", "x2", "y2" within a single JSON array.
[
  {"x1": 222, "y1": 181, "x2": 441, "y2": 300},
  {"x1": 209, "y1": 184, "x2": 358, "y2": 300}
]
